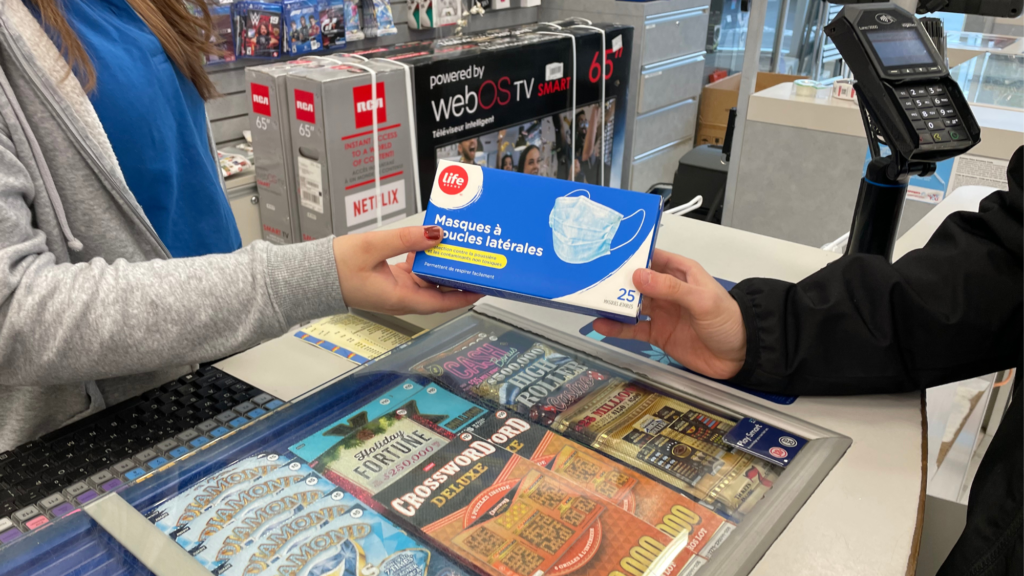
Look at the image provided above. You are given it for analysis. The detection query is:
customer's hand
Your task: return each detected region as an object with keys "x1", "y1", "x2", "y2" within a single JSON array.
[
  {"x1": 593, "y1": 250, "x2": 747, "y2": 380},
  {"x1": 333, "y1": 226, "x2": 482, "y2": 315}
]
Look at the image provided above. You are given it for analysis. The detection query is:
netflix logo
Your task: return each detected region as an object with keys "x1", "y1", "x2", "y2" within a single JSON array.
[
  {"x1": 295, "y1": 89, "x2": 316, "y2": 123},
  {"x1": 251, "y1": 83, "x2": 271, "y2": 116},
  {"x1": 353, "y1": 82, "x2": 387, "y2": 129}
]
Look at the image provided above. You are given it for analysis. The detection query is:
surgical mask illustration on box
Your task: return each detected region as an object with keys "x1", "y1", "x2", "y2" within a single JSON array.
[
  {"x1": 549, "y1": 190, "x2": 646, "y2": 264},
  {"x1": 412, "y1": 160, "x2": 662, "y2": 323}
]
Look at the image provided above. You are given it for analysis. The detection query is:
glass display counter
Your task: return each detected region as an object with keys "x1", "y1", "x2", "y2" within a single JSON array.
[{"x1": 0, "y1": 309, "x2": 850, "y2": 576}]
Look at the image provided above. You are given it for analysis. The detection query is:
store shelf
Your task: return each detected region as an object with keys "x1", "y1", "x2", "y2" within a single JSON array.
[{"x1": 205, "y1": 2, "x2": 539, "y2": 149}]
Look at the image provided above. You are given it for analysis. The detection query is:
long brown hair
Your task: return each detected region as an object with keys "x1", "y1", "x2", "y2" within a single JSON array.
[{"x1": 29, "y1": 0, "x2": 221, "y2": 99}]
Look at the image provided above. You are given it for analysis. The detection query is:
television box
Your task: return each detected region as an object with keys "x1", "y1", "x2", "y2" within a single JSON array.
[
  {"x1": 286, "y1": 59, "x2": 419, "y2": 240},
  {"x1": 348, "y1": 23, "x2": 634, "y2": 208}
]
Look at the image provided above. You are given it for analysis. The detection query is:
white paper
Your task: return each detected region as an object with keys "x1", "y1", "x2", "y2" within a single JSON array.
[
  {"x1": 950, "y1": 154, "x2": 1009, "y2": 192},
  {"x1": 611, "y1": 35, "x2": 623, "y2": 54},
  {"x1": 297, "y1": 156, "x2": 324, "y2": 213}
]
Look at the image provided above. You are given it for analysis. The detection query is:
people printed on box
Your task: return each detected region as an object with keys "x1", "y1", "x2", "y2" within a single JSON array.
[
  {"x1": 595, "y1": 147, "x2": 1023, "y2": 576},
  {"x1": 518, "y1": 144, "x2": 542, "y2": 176},
  {"x1": 500, "y1": 154, "x2": 515, "y2": 171},
  {"x1": 0, "y1": 0, "x2": 478, "y2": 450},
  {"x1": 457, "y1": 138, "x2": 482, "y2": 166}
]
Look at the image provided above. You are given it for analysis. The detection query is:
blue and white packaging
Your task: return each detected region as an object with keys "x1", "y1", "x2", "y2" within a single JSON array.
[{"x1": 412, "y1": 160, "x2": 663, "y2": 323}]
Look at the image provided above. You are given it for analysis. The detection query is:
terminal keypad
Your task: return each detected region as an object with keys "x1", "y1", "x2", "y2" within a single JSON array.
[{"x1": 898, "y1": 84, "x2": 967, "y2": 145}]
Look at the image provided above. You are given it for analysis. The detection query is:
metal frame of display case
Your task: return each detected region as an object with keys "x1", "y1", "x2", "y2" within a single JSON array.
[{"x1": 0, "y1": 307, "x2": 851, "y2": 576}]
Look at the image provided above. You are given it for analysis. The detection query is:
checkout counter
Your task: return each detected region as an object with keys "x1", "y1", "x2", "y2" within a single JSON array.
[{"x1": 0, "y1": 202, "x2": 972, "y2": 576}]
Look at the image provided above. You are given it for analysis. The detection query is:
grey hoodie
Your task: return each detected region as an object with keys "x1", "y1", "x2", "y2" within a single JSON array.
[{"x1": 0, "y1": 0, "x2": 347, "y2": 451}]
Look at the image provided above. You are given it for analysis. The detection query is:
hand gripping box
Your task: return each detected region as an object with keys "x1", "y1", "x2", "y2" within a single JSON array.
[
  {"x1": 287, "y1": 59, "x2": 418, "y2": 240},
  {"x1": 412, "y1": 160, "x2": 662, "y2": 323}
]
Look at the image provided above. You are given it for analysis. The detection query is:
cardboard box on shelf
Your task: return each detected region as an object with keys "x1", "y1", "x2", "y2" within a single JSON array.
[
  {"x1": 696, "y1": 72, "x2": 805, "y2": 147},
  {"x1": 286, "y1": 59, "x2": 418, "y2": 240}
]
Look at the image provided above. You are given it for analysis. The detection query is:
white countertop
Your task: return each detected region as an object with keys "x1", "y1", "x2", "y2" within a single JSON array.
[
  {"x1": 747, "y1": 82, "x2": 1023, "y2": 161},
  {"x1": 216, "y1": 207, "x2": 974, "y2": 575}
]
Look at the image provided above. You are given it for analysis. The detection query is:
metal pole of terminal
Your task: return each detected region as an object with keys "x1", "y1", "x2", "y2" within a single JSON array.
[{"x1": 721, "y1": 0, "x2": 768, "y2": 226}]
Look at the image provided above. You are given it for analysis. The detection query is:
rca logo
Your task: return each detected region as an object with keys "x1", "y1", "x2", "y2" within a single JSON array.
[
  {"x1": 251, "y1": 83, "x2": 271, "y2": 116},
  {"x1": 353, "y1": 82, "x2": 387, "y2": 129},
  {"x1": 295, "y1": 89, "x2": 315, "y2": 123},
  {"x1": 438, "y1": 165, "x2": 468, "y2": 195}
]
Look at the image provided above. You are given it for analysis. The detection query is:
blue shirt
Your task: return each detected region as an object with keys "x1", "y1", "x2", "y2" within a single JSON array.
[{"x1": 42, "y1": 0, "x2": 241, "y2": 257}]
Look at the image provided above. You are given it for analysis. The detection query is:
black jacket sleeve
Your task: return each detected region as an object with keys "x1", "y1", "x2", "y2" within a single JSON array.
[{"x1": 729, "y1": 146, "x2": 1023, "y2": 396}]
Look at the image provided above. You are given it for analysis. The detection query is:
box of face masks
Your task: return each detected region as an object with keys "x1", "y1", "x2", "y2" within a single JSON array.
[{"x1": 412, "y1": 160, "x2": 662, "y2": 323}]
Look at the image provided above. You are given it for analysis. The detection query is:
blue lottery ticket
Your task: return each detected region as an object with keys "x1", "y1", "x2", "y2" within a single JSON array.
[
  {"x1": 176, "y1": 463, "x2": 312, "y2": 550},
  {"x1": 147, "y1": 453, "x2": 287, "y2": 538},
  {"x1": 217, "y1": 488, "x2": 361, "y2": 576},
  {"x1": 191, "y1": 462, "x2": 324, "y2": 567},
  {"x1": 268, "y1": 502, "x2": 465, "y2": 576}
]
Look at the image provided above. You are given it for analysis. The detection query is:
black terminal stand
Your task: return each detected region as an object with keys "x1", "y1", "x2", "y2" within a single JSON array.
[{"x1": 846, "y1": 88, "x2": 935, "y2": 261}]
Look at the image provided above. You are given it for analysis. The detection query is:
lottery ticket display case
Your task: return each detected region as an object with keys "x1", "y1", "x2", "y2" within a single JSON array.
[{"x1": 0, "y1": 309, "x2": 850, "y2": 576}]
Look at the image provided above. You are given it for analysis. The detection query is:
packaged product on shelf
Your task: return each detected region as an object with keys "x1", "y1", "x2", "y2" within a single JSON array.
[
  {"x1": 204, "y1": 0, "x2": 237, "y2": 64},
  {"x1": 361, "y1": 0, "x2": 378, "y2": 37},
  {"x1": 411, "y1": 161, "x2": 662, "y2": 323},
  {"x1": 552, "y1": 381, "x2": 783, "y2": 520},
  {"x1": 347, "y1": 24, "x2": 633, "y2": 207},
  {"x1": 248, "y1": 59, "x2": 331, "y2": 244},
  {"x1": 318, "y1": 0, "x2": 349, "y2": 49},
  {"x1": 370, "y1": 0, "x2": 398, "y2": 36},
  {"x1": 234, "y1": 1, "x2": 284, "y2": 58},
  {"x1": 283, "y1": 0, "x2": 322, "y2": 54},
  {"x1": 407, "y1": 0, "x2": 463, "y2": 29},
  {"x1": 286, "y1": 59, "x2": 418, "y2": 239},
  {"x1": 343, "y1": 0, "x2": 365, "y2": 41}
]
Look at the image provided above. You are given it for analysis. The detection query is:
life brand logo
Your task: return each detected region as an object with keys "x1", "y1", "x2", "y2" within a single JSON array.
[
  {"x1": 352, "y1": 82, "x2": 387, "y2": 129},
  {"x1": 251, "y1": 83, "x2": 271, "y2": 117},
  {"x1": 438, "y1": 165, "x2": 468, "y2": 195},
  {"x1": 295, "y1": 89, "x2": 315, "y2": 123}
]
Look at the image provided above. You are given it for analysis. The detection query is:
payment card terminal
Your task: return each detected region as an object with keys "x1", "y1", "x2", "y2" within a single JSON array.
[{"x1": 824, "y1": 3, "x2": 981, "y2": 259}]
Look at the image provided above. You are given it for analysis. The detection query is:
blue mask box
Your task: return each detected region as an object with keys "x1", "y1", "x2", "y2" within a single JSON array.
[{"x1": 412, "y1": 160, "x2": 663, "y2": 323}]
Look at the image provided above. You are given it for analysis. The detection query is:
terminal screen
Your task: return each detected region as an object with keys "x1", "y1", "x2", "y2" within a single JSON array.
[{"x1": 866, "y1": 28, "x2": 934, "y2": 67}]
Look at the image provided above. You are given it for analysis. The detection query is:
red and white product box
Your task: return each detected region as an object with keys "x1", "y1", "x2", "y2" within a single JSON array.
[{"x1": 286, "y1": 60, "x2": 417, "y2": 240}]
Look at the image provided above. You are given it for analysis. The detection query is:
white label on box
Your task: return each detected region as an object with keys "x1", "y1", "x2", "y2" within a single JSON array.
[
  {"x1": 611, "y1": 35, "x2": 623, "y2": 53},
  {"x1": 345, "y1": 180, "x2": 407, "y2": 227},
  {"x1": 298, "y1": 156, "x2": 324, "y2": 214},
  {"x1": 545, "y1": 62, "x2": 564, "y2": 81}
]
